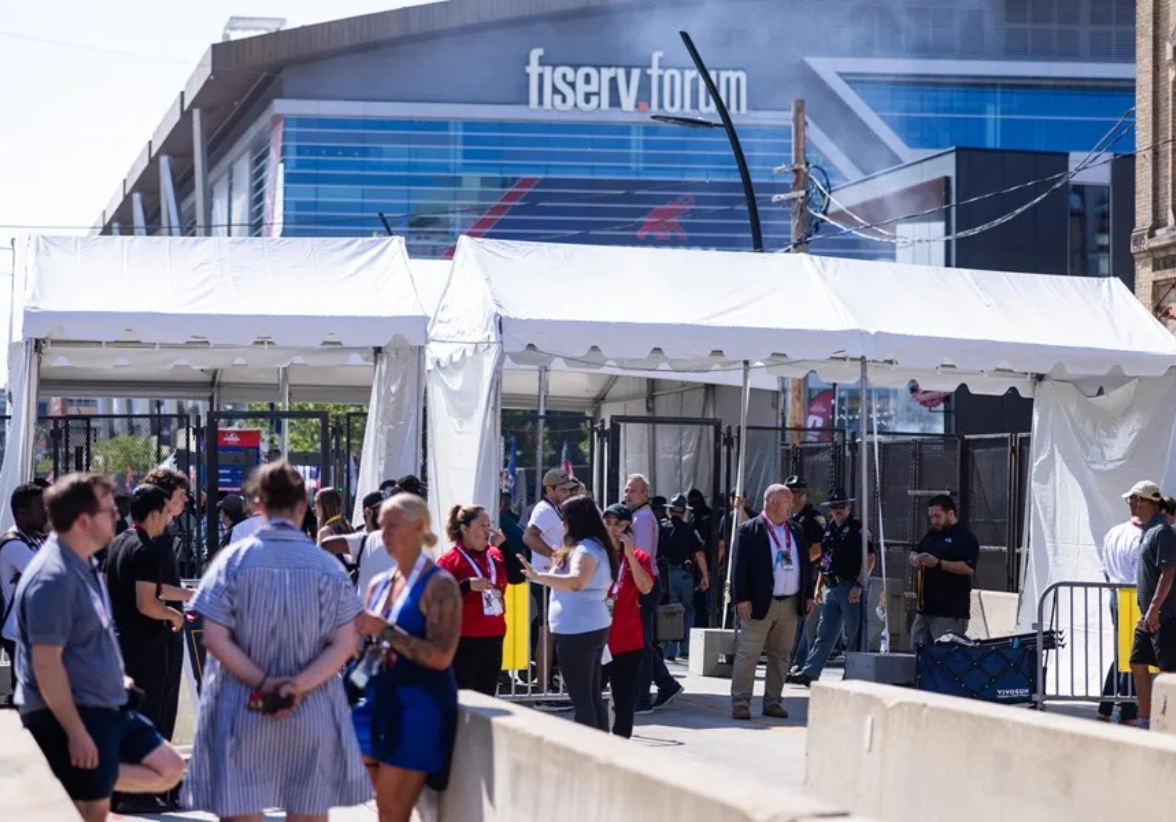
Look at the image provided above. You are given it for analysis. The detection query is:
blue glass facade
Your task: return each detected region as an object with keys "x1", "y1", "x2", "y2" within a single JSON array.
[
  {"x1": 279, "y1": 116, "x2": 866, "y2": 257},
  {"x1": 846, "y1": 79, "x2": 1135, "y2": 153}
]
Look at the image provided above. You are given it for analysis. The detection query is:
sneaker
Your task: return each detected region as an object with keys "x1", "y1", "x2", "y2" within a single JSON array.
[
  {"x1": 534, "y1": 700, "x2": 573, "y2": 713},
  {"x1": 652, "y1": 682, "x2": 684, "y2": 710}
]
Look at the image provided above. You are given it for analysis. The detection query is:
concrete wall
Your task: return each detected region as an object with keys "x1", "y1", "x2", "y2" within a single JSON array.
[
  {"x1": 0, "y1": 713, "x2": 80, "y2": 821},
  {"x1": 807, "y1": 680, "x2": 1176, "y2": 821},
  {"x1": 1152, "y1": 673, "x2": 1176, "y2": 734},
  {"x1": 425, "y1": 691, "x2": 868, "y2": 822}
]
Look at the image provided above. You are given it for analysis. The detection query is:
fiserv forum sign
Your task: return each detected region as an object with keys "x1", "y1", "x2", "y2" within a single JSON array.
[{"x1": 526, "y1": 48, "x2": 748, "y2": 114}]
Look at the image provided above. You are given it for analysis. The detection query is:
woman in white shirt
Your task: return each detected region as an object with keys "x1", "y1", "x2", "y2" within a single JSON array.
[{"x1": 521, "y1": 496, "x2": 618, "y2": 729}]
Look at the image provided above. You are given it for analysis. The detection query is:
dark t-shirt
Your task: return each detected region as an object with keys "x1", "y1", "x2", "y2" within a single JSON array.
[
  {"x1": 1137, "y1": 515, "x2": 1176, "y2": 618},
  {"x1": 792, "y1": 505, "x2": 826, "y2": 558},
  {"x1": 660, "y1": 518, "x2": 703, "y2": 568},
  {"x1": 820, "y1": 516, "x2": 875, "y2": 583},
  {"x1": 104, "y1": 528, "x2": 176, "y2": 639},
  {"x1": 915, "y1": 522, "x2": 979, "y2": 619}
]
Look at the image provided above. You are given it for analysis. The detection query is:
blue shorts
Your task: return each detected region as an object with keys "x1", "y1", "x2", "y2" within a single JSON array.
[{"x1": 22, "y1": 706, "x2": 164, "y2": 801}]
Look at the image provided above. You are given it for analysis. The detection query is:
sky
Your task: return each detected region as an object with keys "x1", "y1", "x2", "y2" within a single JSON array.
[{"x1": 0, "y1": 0, "x2": 443, "y2": 386}]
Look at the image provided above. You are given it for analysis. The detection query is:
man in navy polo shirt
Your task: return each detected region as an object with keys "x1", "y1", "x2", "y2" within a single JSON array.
[
  {"x1": 14, "y1": 474, "x2": 183, "y2": 822},
  {"x1": 909, "y1": 494, "x2": 979, "y2": 646}
]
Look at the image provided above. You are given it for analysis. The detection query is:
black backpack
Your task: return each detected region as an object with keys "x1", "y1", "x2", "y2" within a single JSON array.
[{"x1": 0, "y1": 532, "x2": 36, "y2": 636}]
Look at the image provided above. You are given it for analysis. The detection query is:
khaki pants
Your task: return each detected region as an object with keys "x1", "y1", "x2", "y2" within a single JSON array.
[{"x1": 731, "y1": 596, "x2": 799, "y2": 711}]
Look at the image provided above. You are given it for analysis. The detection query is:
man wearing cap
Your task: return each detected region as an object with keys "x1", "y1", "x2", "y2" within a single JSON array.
[
  {"x1": 1125, "y1": 480, "x2": 1176, "y2": 730},
  {"x1": 731, "y1": 484, "x2": 815, "y2": 720},
  {"x1": 909, "y1": 494, "x2": 979, "y2": 646},
  {"x1": 659, "y1": 494, "x2": 710, "y2": 661},
  {"x1": 322, "y1": 489, "x2": 393, "y2": 594},
  {"x1": 784, "y1": 477, "x2": 825, "y2": 676},
  {"x1": 793, "y1": 488, "x2": 875, "y2": 686},
  {"x1": 524, "y1": 468, "x2": 578, "y2": 703}
]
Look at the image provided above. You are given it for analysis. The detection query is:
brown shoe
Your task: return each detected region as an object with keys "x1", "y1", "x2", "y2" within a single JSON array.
[
  {"x1": 763, "y1": 705, "x2": 789, "y2": 719},
  {"x1": 732, "y1": 706, "x2": 752, "y2": 720}
]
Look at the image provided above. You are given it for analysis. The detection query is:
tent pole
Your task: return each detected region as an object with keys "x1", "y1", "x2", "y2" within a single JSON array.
[
  {"x1": 535, "y1": 365, "x2": 549, "y2": 501},
  {"x1": 723, "y1": 360, "x2": 752, "y2": 630},
  {"x1": 278, "y1": 366, "x2": 290, "y2": 460},
  {"x1": 859, "y1": 357, "x2": 869, "y2": 653}
]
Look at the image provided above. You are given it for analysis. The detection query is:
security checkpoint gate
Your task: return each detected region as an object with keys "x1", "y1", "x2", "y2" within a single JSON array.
[
  {"x1": 604, "y1": 415, "x2": 723, "y2": 515},
  {"x1": 204, "y1": 410, "x2": 331, "y2": 567},
  {"x1": 735, "y1": 426, "x2": 847, "y2": 506}
]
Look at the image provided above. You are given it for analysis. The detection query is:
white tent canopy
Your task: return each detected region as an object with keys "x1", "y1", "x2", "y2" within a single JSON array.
[
  {"x1": 2, "y1": 235, "x2": 431, "y2": 530},
  {"x1": 426, "y1": 236, "x2": 1176, "y2": 656}
]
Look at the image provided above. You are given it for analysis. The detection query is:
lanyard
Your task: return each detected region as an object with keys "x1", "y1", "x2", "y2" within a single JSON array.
[
  {"x1": 372, "y1": 553, "x2": 428, "y2": 624},
  {"x1": 763, "y1": 516, "x2": 792, "y2": 566},
  {"x1": 455, "y1": 543, "x2": 497, "y2": 586},
  {"x1": 322, "y1": 515, "x2": 343, "y2": 528}
]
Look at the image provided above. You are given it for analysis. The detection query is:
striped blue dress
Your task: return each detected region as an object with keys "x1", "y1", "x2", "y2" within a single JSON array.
[{"x1": 182, "y1": 522, "x2": 372, "y2": 817}]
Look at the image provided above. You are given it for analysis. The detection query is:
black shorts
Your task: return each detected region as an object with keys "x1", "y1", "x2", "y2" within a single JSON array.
[
  {"x1": 21, "y1": 706, "x2": 164, "y2": 801},
  {"x1": 1129, "y1": 619, "x2": 1176, "y2": 672}
]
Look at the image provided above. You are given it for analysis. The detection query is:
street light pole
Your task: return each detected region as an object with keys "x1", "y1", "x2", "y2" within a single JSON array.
[{"x1": 675, "y1": 30, "x2": 763, "y2": 253}]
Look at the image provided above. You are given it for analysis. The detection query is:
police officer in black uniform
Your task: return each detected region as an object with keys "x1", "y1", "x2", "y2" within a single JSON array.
[
  {"x1": 793, "y1": 487, "x2": 875, "y2": 687},
  {"x1": 785, "y1": 476, "x2": 825, "y2": 676},
  {"x1": 660, "y1": 494, "x2": 710, "y2": 661}
]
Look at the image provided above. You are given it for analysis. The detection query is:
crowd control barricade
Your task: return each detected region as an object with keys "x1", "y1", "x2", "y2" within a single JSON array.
[{"x1": 1034, "y1": 581, "x2": 1137, "y2": 712}]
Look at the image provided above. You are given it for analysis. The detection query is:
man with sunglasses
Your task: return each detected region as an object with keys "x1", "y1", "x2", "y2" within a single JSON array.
[{"x1": 791, "y1": 488, "x2": 874, "y2": 687}]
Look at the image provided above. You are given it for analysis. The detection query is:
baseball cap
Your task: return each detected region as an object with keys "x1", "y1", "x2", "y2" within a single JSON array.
[
  {"x1": 542, "y1": 468, "x2": 578, "y2": 489},
  {"x1": 1123, "y1": 481, "x2": 1163, "y2": 502},
  {"x1": 217, "y1": 494, "x2": 246, "y2": 518},
  {"x1": 362, "y1": 490, "x2": 388, "y2": 512},
  {"x1": 604, "y1": 503, "x2": 633, "y2": 522}
]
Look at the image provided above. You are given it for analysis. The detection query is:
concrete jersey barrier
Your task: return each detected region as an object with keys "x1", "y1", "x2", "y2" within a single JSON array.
[
  {"x1": 806, "y1": 679, "x2": 1176, "y2": 821},
  {"x1": 425, "y1": 690, "x2": 873, "y2": 822},
  {"x1": 0, "y1": 712, "x2": 81, "y2": 821}
]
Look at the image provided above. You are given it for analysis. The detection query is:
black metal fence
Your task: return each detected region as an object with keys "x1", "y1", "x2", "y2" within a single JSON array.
[{"x1": 4, "y1": 413, "x2": 1031, "y2": 595}]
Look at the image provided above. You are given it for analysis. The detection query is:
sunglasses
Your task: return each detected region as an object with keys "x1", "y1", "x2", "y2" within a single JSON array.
[{"x1": 829, "y1": 503, "x2": 847, "y2": 511}]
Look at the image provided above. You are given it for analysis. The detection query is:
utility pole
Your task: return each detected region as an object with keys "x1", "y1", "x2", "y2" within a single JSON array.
[{"x1": 788, "y1": 100, "x2": 809, "y2": 441}]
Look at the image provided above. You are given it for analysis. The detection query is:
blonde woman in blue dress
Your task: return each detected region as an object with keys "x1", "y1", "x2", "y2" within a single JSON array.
[
  {"x1": 352, "y1": 493, "x2": 462, "y2": 822},
  {"x1": 184, "y1": 460, "x2": 371, "y2": 822}
]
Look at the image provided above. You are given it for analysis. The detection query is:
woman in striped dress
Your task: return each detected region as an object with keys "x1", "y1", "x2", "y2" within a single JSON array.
[{"x1": 184, "y1": 460, "x2": 371, "y2": 822}]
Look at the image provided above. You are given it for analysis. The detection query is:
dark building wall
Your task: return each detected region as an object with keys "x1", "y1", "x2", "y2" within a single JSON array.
[
  {"x1": 1111, "y1": 154, "x2": 1136, "y2": 292},
  {"x1": 952, "y1": 150, "x2": 1071, "y2": 275}
]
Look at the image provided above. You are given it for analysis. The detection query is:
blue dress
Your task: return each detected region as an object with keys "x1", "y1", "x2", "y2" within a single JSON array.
[{"x1": 352, "y1": 564, "x2": 458, "y2": 782}]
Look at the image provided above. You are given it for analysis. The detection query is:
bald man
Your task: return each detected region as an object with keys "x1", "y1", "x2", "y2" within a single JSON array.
[{"x1": 730, "y1": 484, "x2": 815, "y2": 720}]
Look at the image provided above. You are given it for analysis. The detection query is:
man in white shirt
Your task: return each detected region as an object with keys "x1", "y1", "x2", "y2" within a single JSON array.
[
  {"x1": 1097, "y1": 513, "x2": 1143, "y2": 725},
  {"x1": 1, "y1": 483, "x2": 48, "y2": 706},
  {"x1": 323, "y1": 490, "x2": 396, "y2": 597},
  {"x1": 225, "y1": 485, "x2": 266, "y2": 546},
  {"x1": 524, "y1": 469, "x2": 577, "y2": 700}
]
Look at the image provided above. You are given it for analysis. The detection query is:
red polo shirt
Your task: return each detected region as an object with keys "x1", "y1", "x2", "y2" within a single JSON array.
[
  {"x1": 437, "y1": 543, "x2": 509, "y2": 639},
  {"x1": 608, "y1": 549, "x2": 652, "y2": 655}
]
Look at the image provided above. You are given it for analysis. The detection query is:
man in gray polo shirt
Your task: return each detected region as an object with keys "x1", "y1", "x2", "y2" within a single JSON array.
[{"x1": 14, "y1": 474, "x2": 183, "y2": 821}]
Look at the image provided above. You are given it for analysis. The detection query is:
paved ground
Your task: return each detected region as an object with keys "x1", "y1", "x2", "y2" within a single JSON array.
[{"x1": 115, "y1": 658, "x2": 815, "y2": 820}]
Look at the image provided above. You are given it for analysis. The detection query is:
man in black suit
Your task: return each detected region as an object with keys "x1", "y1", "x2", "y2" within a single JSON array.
[{"x1": 730, "y1": 484, "x2": 815, "y2": 720}]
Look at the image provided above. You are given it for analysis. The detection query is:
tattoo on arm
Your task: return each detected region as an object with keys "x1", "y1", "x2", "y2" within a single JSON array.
[{"x1": 386, "y1": 571, "x2": 462, "y2": 671}]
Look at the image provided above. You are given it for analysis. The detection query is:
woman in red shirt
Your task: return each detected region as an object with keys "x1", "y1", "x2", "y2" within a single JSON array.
[
  {"x1": 437, "y1": 505, "x2": 511, "y2": 695},
  {"x1": 601, "y1": 503, "x2": 654, "y2": 738}
]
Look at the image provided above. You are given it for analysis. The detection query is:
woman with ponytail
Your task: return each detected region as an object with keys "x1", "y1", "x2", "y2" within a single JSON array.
[
  {"x1": 351, "y1": 494, "x2": 461, "y2": 822},
  {"x1": 437, "y1": 505, "x2": 524, "y2": 695}
]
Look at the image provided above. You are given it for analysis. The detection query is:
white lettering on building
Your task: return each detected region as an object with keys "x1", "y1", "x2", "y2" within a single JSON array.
[{"x1": 526, "y1": 48, "x2": 749, "y2": 115}]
